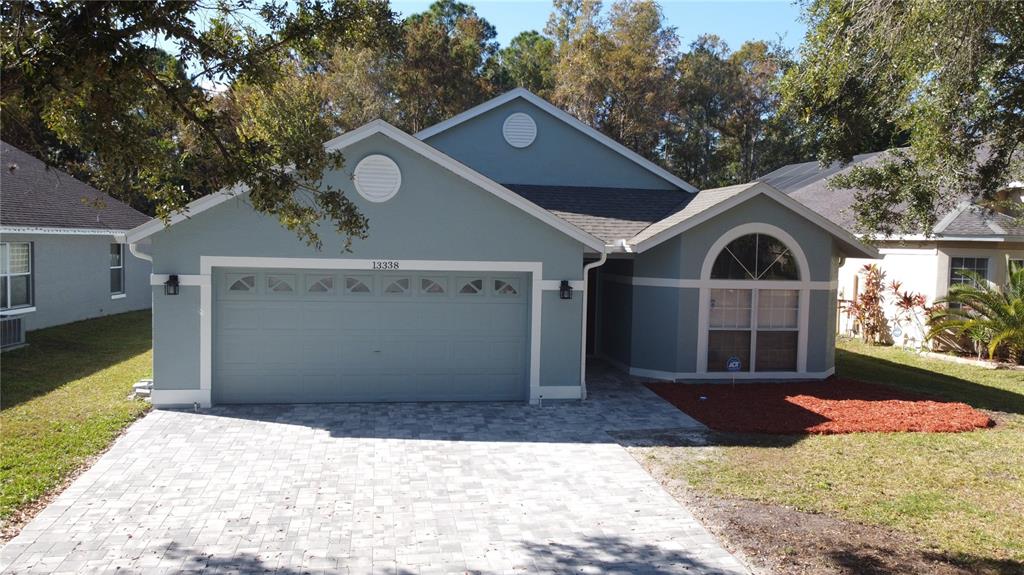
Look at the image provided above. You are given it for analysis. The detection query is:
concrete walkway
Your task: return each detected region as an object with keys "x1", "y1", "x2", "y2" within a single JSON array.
[{"x1": 1, "y1": 368, "x2": 748, "y2": 574}]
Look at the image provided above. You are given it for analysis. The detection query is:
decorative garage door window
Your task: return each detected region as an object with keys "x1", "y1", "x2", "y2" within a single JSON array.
[
  {"x1": 266, "y1": 275, "x2": 295, "y2": 293},
  {"x1": 493, "y1": 278, "x2": 519, "y2": 296},
  {"x1": 420, "y1": 277, "x2": 447, "y2": 295},
  {"x1": 707, "y1": 232, "x2": 801, "y2": 373},
  {"x1": 227, "y1": 274, "x2": 256, "y2": 292},
  {"x1": 306, "y1": 274, "x2": 334, "y2": 293},
  {"x1": 384, "y1": 278, "x2": 410, "y2": 295},
  {"x1": 345, "y1": 276, "x2": 372, "y2": 294},
  {"x1": 458, "y1": 278, "x2": 484, "y2": 295}
]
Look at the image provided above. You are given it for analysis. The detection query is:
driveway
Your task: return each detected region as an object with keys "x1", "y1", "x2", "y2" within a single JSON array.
[{"x1": 1, "y1": 366, "x2": 748, "y2": 574}]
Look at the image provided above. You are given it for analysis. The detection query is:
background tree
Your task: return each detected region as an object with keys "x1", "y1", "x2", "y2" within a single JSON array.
[
  {"x1": 1, "y1": 0, "x2": 400, "y2": 248},
  {"x1": 394, "y1": 0, "x2": 499, "y2": 132},
  {"x1": 495, "y1": 31, "x2": 557, "y2": 97},
  {"x1": 721, "y1": 40, "x2": 806, "y2": 183},
  {"x1": 600, "y1": 0, "x2": 677, "y2": 159},
  {"x1": 666, "y1": 36, "x2": 806, "y2": 188},
  {"x1": 322, "y1": 46, "x2": 400, "y2": 131},
  {"x1": 546, "y1": 0, "x2": 608, "y2": 127},
  {"x1": 546, "y1": 0, "x2": 676, "y2": 160},
  {"x1": 665, "y1": 35, "x2": 737, "y2": 187},
  {"x1": 782, "y1": 0, "x2": 1023, "y2": 237}
]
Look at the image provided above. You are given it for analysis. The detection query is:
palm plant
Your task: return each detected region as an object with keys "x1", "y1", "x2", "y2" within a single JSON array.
[{"x1": 927, "y1": 267, "x2": 1024, "y2": 363}]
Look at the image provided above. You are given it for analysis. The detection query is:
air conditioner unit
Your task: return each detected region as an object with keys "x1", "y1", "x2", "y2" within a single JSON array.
[{"x1": 0, "y1": 316, "x2": 26, "y2": 350}]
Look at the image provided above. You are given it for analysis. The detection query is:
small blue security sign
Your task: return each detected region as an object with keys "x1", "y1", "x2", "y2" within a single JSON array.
[
  {"x1": 726, "y1": 356, "x2": 742, "y2": 372},
  {"x1": 891, "y1": 325, "x2": 903, "y2": 339}
]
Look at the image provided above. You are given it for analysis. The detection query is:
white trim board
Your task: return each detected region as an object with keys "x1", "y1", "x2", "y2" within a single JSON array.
[
  {"x1": 414, "y1": 88, "x2": 699, "y2": 194},
  {"x1": 125, "y1": 187, "x2": 245, "y2": 243},
  {"x1": 150, "y1": 274, "x2": 210, "y2": 287},
  {"x1": 127, "y1": 121, "x2": 606, "y2": 253},
  {"x1": 601, "y1": 273, "x2": 837, "y2": 291},
  {"x1": 166, "y1": 256, "x2": 564, "y2": 408}
]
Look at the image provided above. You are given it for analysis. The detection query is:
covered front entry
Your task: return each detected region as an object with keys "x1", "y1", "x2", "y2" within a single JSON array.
[{"x1": 212, "y1": 268, "x2": 529, "y2": 403}]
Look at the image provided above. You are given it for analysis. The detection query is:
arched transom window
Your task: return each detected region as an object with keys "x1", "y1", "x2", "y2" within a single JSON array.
[
  {"x1": 705, "y1": 231, "x2": 803, "y2": 374},
  {"x1": 711, "y1": 233, "x2": 800, "y2": 281}
]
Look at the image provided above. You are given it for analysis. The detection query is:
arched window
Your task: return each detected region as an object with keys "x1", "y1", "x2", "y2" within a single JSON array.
[
  {"x1": 710, "y1": 234, "x2": 799, "y2": 280},
  {"x1": 704, "y1": 231, "x2": 803, "y2": 374}
]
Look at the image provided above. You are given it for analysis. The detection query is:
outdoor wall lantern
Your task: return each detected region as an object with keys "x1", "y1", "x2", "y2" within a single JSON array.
[
  {"x1": 164, "y1": 275, "x2": 180, "y2": 296},
  {"x1": 559, "y1": 280, "x2": 572, "y2": 300}
]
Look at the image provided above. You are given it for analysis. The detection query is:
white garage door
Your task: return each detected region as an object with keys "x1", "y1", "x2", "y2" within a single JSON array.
[{"x1": 213, "y1": 269, "x2": 530, "y2": 404}]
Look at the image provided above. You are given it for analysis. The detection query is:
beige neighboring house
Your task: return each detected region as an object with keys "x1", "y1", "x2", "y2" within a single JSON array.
[{"x1": 760, "y1": 153, "x2": 1024, "y2": 348}]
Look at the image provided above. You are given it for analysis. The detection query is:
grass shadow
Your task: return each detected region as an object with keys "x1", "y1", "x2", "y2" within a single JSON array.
[
  {"x1": 0, "y1": 310, "x2": 152, "y2": 410},
  {"x1": 836, "y1": 346, "x2": 1024, "y2": 415},
  {"x1": 827, "y1": 545, "x2": 1024, "y2": 575}
]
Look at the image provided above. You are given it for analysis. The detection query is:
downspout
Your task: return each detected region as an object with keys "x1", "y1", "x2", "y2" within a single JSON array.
[{"x1": 579, "y1": 247, "x2": 610, "y2": 400}]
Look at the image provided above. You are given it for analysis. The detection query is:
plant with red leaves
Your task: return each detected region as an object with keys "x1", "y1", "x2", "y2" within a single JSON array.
[
  {"x1": 843, "y1": 264, "x2": 889, "y2": 344},
  {"x1": 889, "y1": 280, "x2": 930, "y2": 348}
]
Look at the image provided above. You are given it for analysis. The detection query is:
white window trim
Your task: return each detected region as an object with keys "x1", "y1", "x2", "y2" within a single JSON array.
[
  {"x1": 110, "y1": 243, "x2": 126, "y2": 297},
  {"x1": 696, "y1": 223, "x2": 812, "y2": 375},
  {"x1": 1, "y1": 241, "x2": 33, "y2": 312},
  {"x1": 149, "y1": 257, "x2": 585, "y2": 408}
]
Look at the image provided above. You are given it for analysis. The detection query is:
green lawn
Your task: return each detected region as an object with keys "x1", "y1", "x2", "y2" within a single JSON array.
[
  {"x1": 0, "y1": 311, "x2": 152, "y2": 524},
  {"x1": 659, "y1": 339, "x2": 1024, "y2": 566}
]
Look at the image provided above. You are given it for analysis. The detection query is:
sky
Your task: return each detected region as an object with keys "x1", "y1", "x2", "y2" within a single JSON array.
[{"x1": 391, "y1": 0, "x2": 808, "y2": 51}]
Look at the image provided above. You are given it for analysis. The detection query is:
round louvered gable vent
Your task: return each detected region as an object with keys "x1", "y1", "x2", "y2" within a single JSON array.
[
  {"x1": 354, "y1": 155, "x2": 401, "y2": 202},
  {"x1": 502, "y1": 113, "x2": 537, "y2": 148}
]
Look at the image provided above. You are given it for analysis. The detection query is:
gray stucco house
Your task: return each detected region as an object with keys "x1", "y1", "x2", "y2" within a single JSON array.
[
  {"x1": 127, "y1": 89, "x2": 877, "y2": 407},
  {"x1": 0, "y1": 141, "x2": 152, "y2": 348}
]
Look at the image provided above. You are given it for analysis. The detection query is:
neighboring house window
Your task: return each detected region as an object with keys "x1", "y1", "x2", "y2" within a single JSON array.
[
  {"x1": 1, "y1": 242, "x2": 33, "y2": 310},
  {"x1": 706, "y1": 233, "x2": 801, "y2": 372},
  {"x1": 949, "y1": 257, "x2": 988, "y2": 287},
  {"x1": 110, "y1": 243, "x2": 125, "y2": 295}
]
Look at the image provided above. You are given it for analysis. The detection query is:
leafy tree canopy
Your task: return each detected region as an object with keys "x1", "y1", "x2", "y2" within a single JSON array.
[
  {"x1": 496, "y1": 31, "x2": 556, "y2": 97},
  {"x1": 782, "y1": 0, "x2": 1024, "y2": 237},
  {"x1": 667, "y1": 35, "x2": 806, "y2": 188},
  {"x1": 1, "y1": 0, "x2": 400, "y2": 248}
]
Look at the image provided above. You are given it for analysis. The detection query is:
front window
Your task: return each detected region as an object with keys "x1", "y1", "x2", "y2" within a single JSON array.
[
  {"x1": 949, "y1": 257, "x2": 988, "y2": 287},
  {"x1": 110, "y1": 243, "x2": 125, "y2": 295},
  {"x1": 1, "y1": 242, "x2": 33, "y2": 310},
  {"x1": 706, "y1": 233, "x2": 801, "y2": 372}
]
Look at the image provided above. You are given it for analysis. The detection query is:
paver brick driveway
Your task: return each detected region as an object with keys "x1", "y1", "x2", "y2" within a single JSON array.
[{"x1": 1, "y1": 366, "x2": 748, "y2": 574}]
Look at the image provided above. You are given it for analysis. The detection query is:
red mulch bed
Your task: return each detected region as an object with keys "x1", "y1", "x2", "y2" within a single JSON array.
[{"x1": 647, "y1": 378, "x2": 993, "y2": 434}]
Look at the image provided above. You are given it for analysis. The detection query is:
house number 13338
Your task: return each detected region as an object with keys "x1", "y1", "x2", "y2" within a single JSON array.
[{"x1": 371, "y1": 260, "x2": 399, "y2": 270}]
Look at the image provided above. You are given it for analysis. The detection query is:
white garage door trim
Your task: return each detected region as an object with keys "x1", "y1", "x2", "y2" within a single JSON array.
[{"x1": 152, "y1": 256, "x2": 582, "y2": 407}]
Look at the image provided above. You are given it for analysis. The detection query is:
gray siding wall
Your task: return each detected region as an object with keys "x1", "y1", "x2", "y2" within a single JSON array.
[
  {"x1": 424, "y1": 99, "x2": 677, "y2": 190},
  {"x1": 607, "y1": 194, "x2": 839, "y2": 376},
  {"x1": 630, "y1": 285, "x2": 679, "y2": 372},
  {"x1": 2, "y1": 233, "x2": 150, "y2": 331},
  {"x1": 149, "y1": 133, "x2": 587, "y2": 393}
]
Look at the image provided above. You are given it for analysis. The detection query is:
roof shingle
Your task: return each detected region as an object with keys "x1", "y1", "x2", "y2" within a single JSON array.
[
  {"x1": 1, "y1": 141, "x2": 151, "y2": 231},
  {"x1": 504, "y1": 184, "x2": 693, "y2": 243}
]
